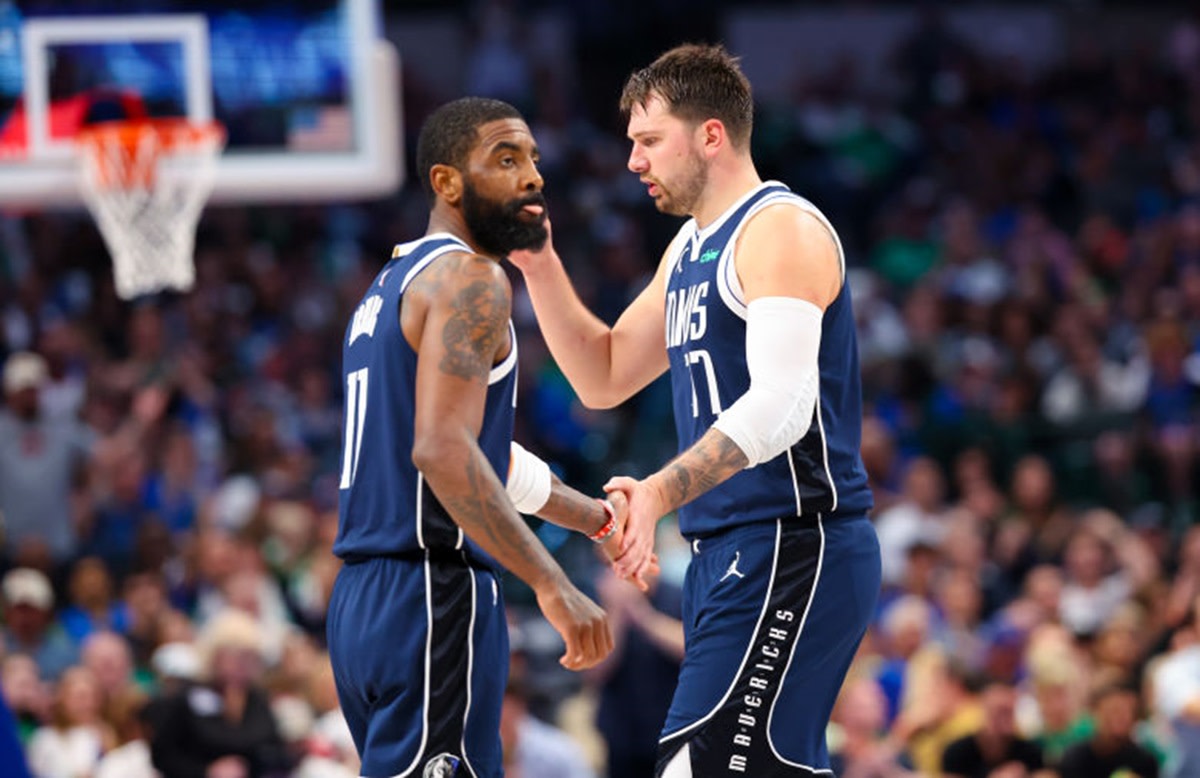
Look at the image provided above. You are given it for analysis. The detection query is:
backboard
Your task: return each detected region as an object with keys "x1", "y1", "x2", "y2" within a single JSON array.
[{"x1": 0, "y1": 0, "x2": 402, "y2": 206}]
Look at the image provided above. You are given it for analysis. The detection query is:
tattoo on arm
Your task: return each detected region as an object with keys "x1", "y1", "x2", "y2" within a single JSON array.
[
  {"x1": 417, "y1": 256, "x2": 555, "y2": 588},
  {"x1": 438, "y1": 448, "x2": 558, "y2": 587},
  {"x1": 538, "y1": 474, "x2": 607, "y2": 534},
  {"x1": 657, "y1": 430, "x2": 748, "y2": 512},
  {"x1": 438, "y1": 260, "x2": 510, "y2": 381}
]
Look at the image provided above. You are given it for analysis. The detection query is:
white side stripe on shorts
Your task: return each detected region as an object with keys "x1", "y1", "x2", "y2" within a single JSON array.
[{"x1": 661, "y1": 743, "x2": 693, "y2": 777}]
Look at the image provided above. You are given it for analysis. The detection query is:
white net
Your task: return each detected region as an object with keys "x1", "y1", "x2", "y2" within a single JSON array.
[{"x1": 77, "y1": 121, "x2": 224, "y2": 300}]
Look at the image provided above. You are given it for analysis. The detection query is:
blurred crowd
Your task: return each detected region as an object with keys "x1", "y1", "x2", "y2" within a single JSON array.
[{"x1": 2, "y1": 1, "x2": 1200, "y2": 776}]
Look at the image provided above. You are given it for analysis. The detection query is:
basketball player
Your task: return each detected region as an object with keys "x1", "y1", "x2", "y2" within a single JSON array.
[
  {"x1": 328, "y1": 97, "x2": 620, "y2": 778},
  {"x1": 508, "y1": 45, "x2": 882, "y2": 776}
]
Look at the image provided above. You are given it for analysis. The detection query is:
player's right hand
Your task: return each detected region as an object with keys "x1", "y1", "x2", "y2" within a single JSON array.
[
  {"x1": 535, "y1": 579, "x2": 612, "y2": 670},
  {"x1": 604, "y1": 475, "x2": 665, "y2": 585}
]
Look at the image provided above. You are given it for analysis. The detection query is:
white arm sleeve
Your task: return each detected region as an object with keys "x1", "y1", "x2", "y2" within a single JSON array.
[
  {"x1": 711, "y1": 297, "x2": 823, "y2": 468},
  {"x1": 506, "y1": 441, "x2": 552, "y2": 514}
]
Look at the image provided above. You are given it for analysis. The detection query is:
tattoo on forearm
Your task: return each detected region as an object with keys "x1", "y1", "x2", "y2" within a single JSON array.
[
  {"x1": 440, "y1": 453, "x2": 549, "y2": 579},
  {"x1": 542, "y1": 487, "x2": 603, "y2": 533},
  {"x1": 660, "y1": 432, "x2": 748, "y2": 510}
]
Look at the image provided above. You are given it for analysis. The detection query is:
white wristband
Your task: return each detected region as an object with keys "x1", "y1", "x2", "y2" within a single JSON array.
[{"x1": 506, "y1": 441, "x2": 552, "y2": 514}]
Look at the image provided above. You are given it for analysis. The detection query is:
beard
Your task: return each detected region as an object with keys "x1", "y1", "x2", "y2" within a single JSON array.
[
  {"x1": 653, "y1": 150, "x2": 708, "y2": 217},
  {"x1": 461, "y1": 181, "x2": 548, "y2": 257}
]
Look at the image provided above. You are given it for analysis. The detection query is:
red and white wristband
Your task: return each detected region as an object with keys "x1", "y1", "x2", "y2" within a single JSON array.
[{"x1": 588, "y1": 499, "x2": 618, "y2": 544}]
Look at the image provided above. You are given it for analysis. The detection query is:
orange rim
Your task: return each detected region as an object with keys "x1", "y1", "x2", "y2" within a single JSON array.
[{"x1": 77, "y1": 119, "x2": 225, "y2": 189}]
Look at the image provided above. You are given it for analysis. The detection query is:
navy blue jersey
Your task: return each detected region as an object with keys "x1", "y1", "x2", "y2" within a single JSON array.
[
  {"x1": 663, "y1": 182, "x2": 871, "y2": 538},
  {"x1": 333, "y1": 233, "x2": 517, "y2": 569}
]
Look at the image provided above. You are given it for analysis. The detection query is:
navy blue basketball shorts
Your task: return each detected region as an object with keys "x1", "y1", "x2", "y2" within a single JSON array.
[
  {"x1": 327, "y1": 554, "x2": 508, "y2": 778},
  {"x1": 657, "y1": 514, "x2": 881, "y2": 777}
]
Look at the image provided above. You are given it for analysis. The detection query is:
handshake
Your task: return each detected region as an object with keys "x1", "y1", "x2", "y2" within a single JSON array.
[
  {"x1": 593, "y1": 475, "x2": 664, "y2": 593},
  {"x1": 532, "y1": 473, "x2": 667, "y2": 672},
  {"x1": 508, "y1": 441, "x2": 664, "y2": 590},
  {"x1": 509, "y1": 443, "x2": 672, "y2": 669}
]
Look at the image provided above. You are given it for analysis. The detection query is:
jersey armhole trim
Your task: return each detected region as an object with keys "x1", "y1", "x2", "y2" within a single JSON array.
[{"x1": 715, "y1": 195, "x2": 846, "y2": 322}]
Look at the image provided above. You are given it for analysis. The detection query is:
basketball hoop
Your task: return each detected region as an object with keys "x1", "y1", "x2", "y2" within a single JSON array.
[{"x1": 77, "y1": 119, "x2": 225, "y2": 300}]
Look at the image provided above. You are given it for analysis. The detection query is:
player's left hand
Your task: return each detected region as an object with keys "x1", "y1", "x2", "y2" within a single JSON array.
[{"x1": 603, "y1": 474, "x2": 667, "y2": 586}]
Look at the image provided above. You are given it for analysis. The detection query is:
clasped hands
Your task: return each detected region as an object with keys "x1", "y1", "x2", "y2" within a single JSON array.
[{"x1": 595, "y1": 475, "x2": 666, "y2": 592}]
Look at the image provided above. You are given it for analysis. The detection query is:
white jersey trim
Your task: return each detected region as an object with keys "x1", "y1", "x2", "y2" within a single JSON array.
[
  {"x1": 695, "y1": 180, "x2": 783, "y2": 242},
  {"x1": 416, "y1": 472, "x2": 425, "y2": 549},
  {"x1": 458, "y1": 569, "x2": 480, "y2": 778},
  {"x1": 392, "y1": 231, "x2": 468, "y2": 258},
  {"x1": 767, "y1": 516, "x2": 830, "y2": 773},
  {"x1": 488, "y1": 321, "x2": 518, "y2": 386},
  {"x1": 398, "y1": 235, "x2": 473, "y2": 293},
  {"x1": 391, "y1": 559, "x2": 435, "y2": 777},
  {"x1": 714, "y1": 188, "x2": 847, "y2": 323},
  {"x1": 659, "y1": 520, "x2": 783, "y2": 745},
  {"x1": 814, "y1": 384, "x2": 838, "y2": 512},
  {"x1": 786, "y1": 449, "x2": 803, "y2": 517}
]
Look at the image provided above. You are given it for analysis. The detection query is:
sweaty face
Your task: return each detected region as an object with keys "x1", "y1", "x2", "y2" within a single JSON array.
[
  {"x1": 460, "y1": 118, "x2": 547, "y2": 256},
  {"x1": 627, "y1": 95, "x2": 709, "y2": 217}
]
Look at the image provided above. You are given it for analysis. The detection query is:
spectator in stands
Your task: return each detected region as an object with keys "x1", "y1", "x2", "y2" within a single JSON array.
[
  {"x1": 83, "y1": 449, "x2": 153, "y2": 578},
  {"x1": 893, "y1": 652, "x2": 983, "y2": 775},
  {"x1": 26, "y1": 665, "x2": 113, "y2": 778},
  {"x1": 1, "y1": 567, "x2": 78, "y2": 681},
  {"x1": 293, "y1": 655, "x2": 358, "y2": 778},
  {"x1": 876, "y1": 595, "x2": 936, "y2": 724},
  {"x1": 149, "y1": 640, "x2": 200, "y2": 699},
  {"x1": 1058, "y1": 683, "x2": 1160, "y2": 778},
  {"x1": 1, "y1": 654, "x2": 48, "y2": 745},
  {"x1": 875, "y1": 457, "x2": 949, "y2": 588},
  {"x1": 940, "y1": 682, "x2": 1046, "y2": 778},
  {"x1": 60, "y1": 556, "x2": 127, "y2": 643},
  {"x1": 150, "y1": 610, "x2": 292, "y2": 778},
  {"x1": 94, "y1": 690, "x2": 158, "y2": 778},
  {"x1": 81, "y1": 630, "x2": 143, "y2": 724},
  {"x1": 1091, "y1": 603, "x2": 1150, "y2": 684},
  {"x1": 121, "y1": 570, "x2": 172, "y2": 673},
  {"x1": 1040, "y1": 329, "x2": 1147, "y2": 425},
  {"x1": 500, "y1": 676, "x2": 596, "y2": 778},
  {"x1": 142, "y1": 424, "x2": 201, "y2": 537},
  {"x1": 1149, "y1": 619, "x2": 1200, "y2": 778},
  {"x1": 1025, "y1": 660, "x2": 1092, "y2": 769},
  {"x1": 1059, "y1": 510, "x2": 1158, "y2": 639},
  {"x1": 829, "y1": 676, "x2": 915, "y2": 777},
  {"x1": 930, "y1": 567, "x2": 986, "y2": 672},
  {"x1": 1004, "y1": 455, "x2": 1072, "y2": 568},
  {"x1": 0, "y1": 351, "x2": 93, "y2": 568},
  {"x1": 590, "y1": 568, "x2": 683, "y2": 778}
]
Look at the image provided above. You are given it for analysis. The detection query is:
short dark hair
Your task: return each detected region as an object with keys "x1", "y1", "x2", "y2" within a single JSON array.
[
  {"x1": 414, "y1": 97, "x2": 523, "y2": 204},
  {"x1": 619, "y1": 43, "x2": 754, "y2": 150},
  {"x1": 1090, "y1": 680, "x2": 1140, "y2": 710}
]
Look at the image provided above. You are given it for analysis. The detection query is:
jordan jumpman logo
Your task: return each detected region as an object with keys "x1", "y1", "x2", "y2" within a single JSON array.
[{"x1": 720, "y1": 551, "x2": 746, "y2": 582}]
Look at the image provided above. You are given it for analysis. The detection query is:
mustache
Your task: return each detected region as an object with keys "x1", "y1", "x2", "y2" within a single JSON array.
[{"x1": 513, "y1": 193, "x2": 547, "y2": 210}]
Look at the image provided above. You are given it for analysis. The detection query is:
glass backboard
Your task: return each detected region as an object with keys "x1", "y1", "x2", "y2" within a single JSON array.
[{"x1": 0, "y1": 0, "x2": 401, "y2": 205}]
